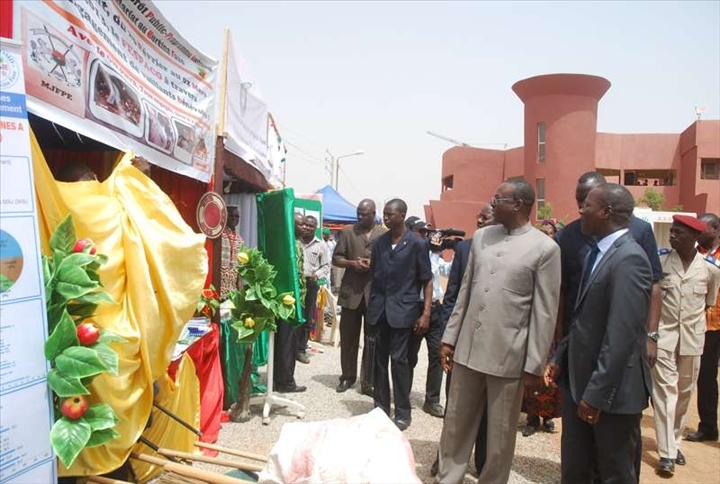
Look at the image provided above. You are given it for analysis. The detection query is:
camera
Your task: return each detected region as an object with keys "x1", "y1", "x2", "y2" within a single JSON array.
[{"x1": 428, "y1": 228, "x2": 466, "y2": 251}]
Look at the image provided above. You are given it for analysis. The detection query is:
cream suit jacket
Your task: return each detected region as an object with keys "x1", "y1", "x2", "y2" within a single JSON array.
[
  {"x1": 442, "y1": 223, "x2": 561, "y2": 378},
  {"x1": 658, "y1": 250, "x2": 720, "y2": 356}
]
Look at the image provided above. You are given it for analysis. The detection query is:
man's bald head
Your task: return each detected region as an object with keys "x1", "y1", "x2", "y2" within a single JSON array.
[
  {"x1": 576, "y1": 171, "x2": 607, "y2": 209},
  {"x1": 356, "y1": 198, "x2": 377, "y2": 229}
]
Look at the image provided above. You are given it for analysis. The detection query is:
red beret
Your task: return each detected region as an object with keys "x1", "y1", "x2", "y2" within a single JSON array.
[{"x1": 672, "y1": 215, "x2": 707, "y2": 232}]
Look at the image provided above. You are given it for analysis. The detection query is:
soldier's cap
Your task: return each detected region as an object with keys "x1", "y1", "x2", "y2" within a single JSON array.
[{"x1": 672, "y1": 214, "x2": 707, "y2": 233}]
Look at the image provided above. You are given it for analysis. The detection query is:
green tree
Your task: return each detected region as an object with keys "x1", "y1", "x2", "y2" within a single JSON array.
[
  {"x1": 537, "y1": 202, "x2": 554, "y2": 220},
  {"x1": 637, "y1": 188, "x2": 665, "y2": 211}
]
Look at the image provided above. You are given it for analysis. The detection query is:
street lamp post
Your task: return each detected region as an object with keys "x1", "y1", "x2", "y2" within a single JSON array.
[{"x1": 326, "y1": 150, "x2": 365, "y2": 192}]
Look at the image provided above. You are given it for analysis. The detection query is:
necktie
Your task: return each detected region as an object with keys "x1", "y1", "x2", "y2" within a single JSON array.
[{"x1": 581, "y1": 243, "x2": 600, "y2": 290}]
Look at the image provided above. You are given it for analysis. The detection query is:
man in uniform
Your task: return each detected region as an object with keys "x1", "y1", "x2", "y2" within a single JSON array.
[{"x1": 652, "y1": 215, "x2": 720, "y2": 476}]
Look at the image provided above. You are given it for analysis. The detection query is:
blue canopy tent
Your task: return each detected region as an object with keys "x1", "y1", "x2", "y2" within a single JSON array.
[{"x1": 315, "y1": 185, "x2": 357, "y2": 224}]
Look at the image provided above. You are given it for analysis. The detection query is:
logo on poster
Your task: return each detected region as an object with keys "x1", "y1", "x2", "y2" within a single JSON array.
[{"x1": 0, "y1": 49, "x2": 20, "y2": 90}]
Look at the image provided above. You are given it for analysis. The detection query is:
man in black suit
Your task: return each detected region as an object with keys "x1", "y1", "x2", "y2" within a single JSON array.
[
  {"x1": 367, "y1": 199, "x2": 432, "y2": 431},
  {"x1": 546, "y1": 183, "x2": 653, "y2": 483}
]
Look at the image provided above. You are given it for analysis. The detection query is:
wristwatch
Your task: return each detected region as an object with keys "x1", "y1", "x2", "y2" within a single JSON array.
[{"x1": 647, "y1": 331, "x2": 660, "y2": 342}]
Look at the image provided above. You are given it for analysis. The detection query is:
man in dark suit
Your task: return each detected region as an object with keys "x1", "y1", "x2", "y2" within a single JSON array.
[
  {"x1": 546, "y1": 183, "x2": 653, "y2": 483},
  {"x1": 367, "y1": 198, "x2": 432, "y2": 431}
]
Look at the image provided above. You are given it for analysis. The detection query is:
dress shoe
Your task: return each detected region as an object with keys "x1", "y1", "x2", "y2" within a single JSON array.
[
  {"x1": 657, "y1": 458, "x2": 675, "y2": 476},
  {"x1": 295, "y1": 353, "x2": 310, "y2": 364},
  {"x1": 543, "y1": 419, "x2": 556, "y2": 432},
  {"x1": 394, "y1": 418, "x2": 411, "y2": 431},
  {"x1": 521, "y1": 424, "x2": 538, "y2": 437},
  {"x1": 275, "y1": 384, "x2": 306, "y2": 393},
  {"x1": 335, "y1": 379, "x2": 354, "y2": 393},
  {"x1": 360, "y1": 385, "x2": 374, "y2": 397},
  {"x1": 422, "y1": 402, "x2": 445, "y2": 418},
  {"x1": 685, "y1": 429, "x2": 719, "y2": 442},
  {"x1": 675, "y1": 450, "x2": 686, "y2": 466}
]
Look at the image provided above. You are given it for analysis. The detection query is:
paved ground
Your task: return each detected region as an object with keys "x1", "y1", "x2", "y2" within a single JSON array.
[{"x1": 196, "y1": 332, "x2": 720, "y2": 483}]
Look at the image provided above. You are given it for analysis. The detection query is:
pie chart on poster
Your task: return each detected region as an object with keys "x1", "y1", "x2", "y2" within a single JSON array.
[{"x1": 0, "y1": 230, "x2": 24, "y2": 293}]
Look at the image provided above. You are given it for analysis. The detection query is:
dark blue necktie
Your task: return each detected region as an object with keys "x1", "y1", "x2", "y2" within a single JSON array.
[{"x1": 581, "y1": 243, "x2": 600, "y2": 290}]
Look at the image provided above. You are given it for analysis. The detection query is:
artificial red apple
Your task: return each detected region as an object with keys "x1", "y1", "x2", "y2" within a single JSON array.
[
  {"x1": 77, "y1": 322, "x2": 100, "y2": 346},
  {"x1": 73, "y1": 238, "x2": 97, "y2": 255},
  {"x1": 61, "y1": 395, "x2": 88, "y2": 420}
]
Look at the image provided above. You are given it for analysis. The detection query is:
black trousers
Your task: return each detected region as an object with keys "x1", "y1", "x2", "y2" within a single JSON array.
[
  {"x1": 373, "y1": 314, "x2": 412, "y2": 421},
  {"x1": 339, "y1": 299, "x2": 368, "y2": 383},
  {"x1": 295, "y1": 279, "x2": 319, "y2": 354},
  {"x1": 561, "y1": 392, "x2": 641, "y2": 484},
  {"x1": 408, "y1": 302, "x2": 444, "y2": 405},
  {"x1": 274, "y1": 319, "x2": 297, "y2": 387},
  {"x1": 697, "y1": 329, "x2": 720, "y2": 434}
]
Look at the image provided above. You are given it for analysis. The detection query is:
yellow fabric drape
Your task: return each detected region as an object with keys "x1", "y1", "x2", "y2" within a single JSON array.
[{"x1": 30, "y1": 130, "x2": 208, "y2": 476}]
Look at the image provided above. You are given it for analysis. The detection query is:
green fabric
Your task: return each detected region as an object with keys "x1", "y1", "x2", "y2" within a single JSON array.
[
  {"x1": 256, "y1": 188, "x2": 305, "y2": 325},
  {"x1": 219, "y1": 320, "x2": 268, "y2": 410}
]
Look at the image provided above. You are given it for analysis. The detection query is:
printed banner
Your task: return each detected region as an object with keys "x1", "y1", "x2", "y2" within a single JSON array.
[
  {"x1": 0, "y1": 38, "x2": 56, "y2": 483},
  {"x1": 13, "y1": 0, "x2": 217, "y2": 182}
]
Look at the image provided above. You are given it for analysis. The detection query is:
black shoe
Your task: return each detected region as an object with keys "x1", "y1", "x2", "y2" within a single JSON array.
[
  {"x1": 685, "y1": 429, "x2": 719, "y2": 442},
  {"x1": 295, "y1": 353, "x2": 310, "y2": 364},
  {"x1": 543, "y1": 419, "x2": 556, "y2": 432},
  {"x1": 675, "y1": 450, "x2": 686, "y2": 466},
  {"x1": 657, "y1": 458, "x2": 675, "y2": 476},
  {"x1": 430, "y1": 458, "x2": 439, "y2": 477},
  {"x1": 521, "y1": 424, "x2": 538, "y2": 437},
  {"x1": 394, "y1": 418, "x2": 411, "y2": 431},
  {"x1": 275, "y1": 384, "x2": 306, "y2": 393},
  {"x1": 336, "y1": 379, "x2": 354, "y2": 393},
  {"x1": 423, "y1": 402, "x2": 445, "y2": 418},
  {"x1": 360, "y1": 385, "x2": 374, "y2": 397}
]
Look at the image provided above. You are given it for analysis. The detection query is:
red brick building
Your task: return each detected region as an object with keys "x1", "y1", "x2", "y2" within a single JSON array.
[{"x1": 424, "y1": 74, "x2": 720, "y2": 238}]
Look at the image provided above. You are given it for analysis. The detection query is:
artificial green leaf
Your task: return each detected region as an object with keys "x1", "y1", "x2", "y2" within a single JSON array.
[
  {"x1": 47, "y1": 369, "x2": 89, "y2": 397},
  {"x1": 42, "y1": 256, "x2": 52, "y2": 285},
  {"x1": 245, "y1": 285, "x2": 259, "y2": 301},
  {"x1": 58, "y1": 252, "x2": 96, "y2": 270},
  {"x1": 236, "y1": 325, "x2": 255, "y2": 342},
  {"x1": 66, "y1": 302, "x2": 98, "y2": 321},
  {"x1": 45, "y1": 310, "x2": 79, "y2": 360},
  {"x1": 277, "y1": 303, "x2": 294, "y2": 320},
  {"x1": 255, "y1": 264, "x2": 271, "y2": 281},
  {"x1": 47, "y1": 302, "x2": 67, "y2": 333},
  {"x1": 97, "y1": 330, "x2": 127, "y2": 344},
  {"x1": 49, "y1": 215, "x2": 76, "y2": 255},
  {"x1": 85, "y1": 427, "x2": 120, "y2": 448},
  {"x1": 55, "y1": 346, "x2": 109, "y2": 378},
  {"x1": 56, "y1": 281, "x2": 98, "y2": 300},
  {"x1": 50, "y1": 417, "x2": 92, "y2": 468},
  {"x1": 82, "y1": 403, "x2": 119, "y2": 431},
  {"x1": 93, "y1": 343, "x2": 119, "y2": 375},
  {"x1": 76, "y1": 291, "x2": 115, "y2": 305}
]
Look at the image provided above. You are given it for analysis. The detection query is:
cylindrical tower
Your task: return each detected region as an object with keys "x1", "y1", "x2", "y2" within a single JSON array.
[{"x1": 512, "y1": 74, "x2": 611, "y2": 221}]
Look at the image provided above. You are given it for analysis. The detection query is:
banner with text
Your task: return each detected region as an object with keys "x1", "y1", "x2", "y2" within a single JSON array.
[{"x1": 13, "y1": 0, "x2": 217, "y2": 182}]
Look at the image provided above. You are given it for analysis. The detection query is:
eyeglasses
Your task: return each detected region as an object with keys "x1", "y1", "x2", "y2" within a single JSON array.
[{"x1": 491, "y1": 196, "x2": 515, "y2": 205}]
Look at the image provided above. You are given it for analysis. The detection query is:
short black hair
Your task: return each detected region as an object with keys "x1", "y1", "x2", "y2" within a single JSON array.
[
  {"x1": 385, "y1": 198, "x2": 407, "y2": 216},
  {"x1": 506, "y1": 179, "x2": 535, "y2": 213},
  {"x1": 698, "y1": 213, "x2": 719, "y2": 229},
  {"x1": 305, "y1": 215, "x2": 318, "y2": 225},
  {"x1": 595, "y1": 183, "x2": 634, "y2": 226},
  {"x1": 578, "y1": 171, "x2": 607, "y2": 185}
]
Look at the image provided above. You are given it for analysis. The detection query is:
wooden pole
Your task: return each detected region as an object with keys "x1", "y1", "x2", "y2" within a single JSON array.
[
  {"x1": 157, "y1": 448, "x2": 264, "y2": 472},
  {"x1": 194, "y1": 441, "x2": 268, "y2": 462},
  {"x1": 130, "y1": 453, "x2": 254, "y2": 484}
]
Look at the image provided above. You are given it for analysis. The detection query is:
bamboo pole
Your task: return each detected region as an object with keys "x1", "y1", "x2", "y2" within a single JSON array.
[
  {"x1": 194, "y1": 441, "x2": 268, "y2": 462},
  {"x1": 216, "y1": 28, "x2": 230, "y2": 137},
  {"x1": 130, "y1": 453, "x2": 253, "y2": 484},
  {"x1": 157, "y1": 448, "x2": 264, "y2": 472}
]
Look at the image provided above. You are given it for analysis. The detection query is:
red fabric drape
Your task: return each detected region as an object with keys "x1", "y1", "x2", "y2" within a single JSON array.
[
  {"x1": 0, "y1": 0, "x2": 13, "y2": 38},
  {"x1": 168, "y1": 324, "x2": 224, "y2": 450}
]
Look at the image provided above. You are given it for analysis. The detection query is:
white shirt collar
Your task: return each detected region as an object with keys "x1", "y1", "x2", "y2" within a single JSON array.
[{"x1": 592, "y1": 228, "x2": 629, "y2": 272}]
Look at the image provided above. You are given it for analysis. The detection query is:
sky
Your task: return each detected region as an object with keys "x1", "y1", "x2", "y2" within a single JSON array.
[{"x1": 157, "y1": 1, "x2": 720, "y2": 219}]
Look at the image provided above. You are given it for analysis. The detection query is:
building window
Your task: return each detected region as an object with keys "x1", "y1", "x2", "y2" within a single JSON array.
[
  {"x1": 623, "y1": 169, "x2": 676, "y2": 186},
  {"x1": 537, "y1": 122, "x2": 546, "y2": 163},
  {"x1": 701, "y1": 158, "x2": 720, "y2": 180},
  {"x1": 536, "y1": 178, "x2": 546, "y2": 209},
  {"x1": 442, "y1": 175, "x2": 454, "y2": 192}
]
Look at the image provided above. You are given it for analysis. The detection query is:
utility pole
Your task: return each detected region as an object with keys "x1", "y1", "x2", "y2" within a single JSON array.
[{"x1": 326, "y1": 150, "x2": 365, "y2": 192}]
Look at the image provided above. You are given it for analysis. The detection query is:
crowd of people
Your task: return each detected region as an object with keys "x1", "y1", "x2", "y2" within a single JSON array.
[{"x1": 219, "y1": 170, "x2": 720, "y2": 484}]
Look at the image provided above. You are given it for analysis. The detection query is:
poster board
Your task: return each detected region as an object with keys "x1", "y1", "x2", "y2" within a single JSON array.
[
  {"x1": 0, "y1": 38, "x2": 56, "y2": 483},
  {"x1": 12, "y1": 0, "x2": 218, "y2": 182}
]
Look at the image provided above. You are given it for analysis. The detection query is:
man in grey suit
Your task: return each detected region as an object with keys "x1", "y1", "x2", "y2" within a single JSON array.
[
  {"x1": 546, "y1": 183, "x2": 653, "y2": 483},
  {"x1": 436, "y1": 180, "x2": 561, "y2": 484}
]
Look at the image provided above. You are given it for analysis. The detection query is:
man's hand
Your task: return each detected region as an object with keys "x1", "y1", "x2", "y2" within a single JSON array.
[
  {"x1": 646, "y1": 340, "x2": 657, "y2": 369},
  {"x1": 352, "y1": 258, "x2": 370, "y2": 273},
  {"x1": 543, "y1": 362, "x2": 561, "y2": 388},
  {"x1": 440, "y1": 343, "x2": 454, "y2": 373},
  {"x1": 577, "y1": 399, "x2": 601, "y2": 425},
  {"x1": 523, "y1": 372, "x2": 543, "y2": 397},
  {"x1": 413, "y1": 313, "x2": 430, "y2": 336}
]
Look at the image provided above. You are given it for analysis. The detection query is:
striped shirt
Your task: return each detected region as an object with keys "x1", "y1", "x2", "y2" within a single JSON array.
[{"x1": 302, "y1": 237, "x2": 331, "y2": 280}]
